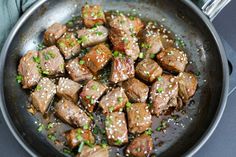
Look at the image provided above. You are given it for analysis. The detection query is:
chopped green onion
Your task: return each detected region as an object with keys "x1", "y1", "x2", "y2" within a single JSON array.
[
  {"x1": 117, "y1": 97, "x2": 123, "y2": 103},
  {"x1": 195, "y1": 71, "x2": 201, "y2": 76},
  {"x1": 48, "y1": 133, "x2": 56, "y2": 141},
  {"x1": 79, "y1": 60, "x2": 85, "y2": 65},
  {"x1": 145, "y1": 128, "x2": 153, "y2": 135},
  {"x1": 37, "y1": 124, "x2": 44, "y2": 132},
  {"x1": 157, "y1": 76, "x2": 163, "y2": 82},
  {"x1": 47, "y1": 123, "x2": 54, "y2": 129},
  {"x1": 78, "y1": 141, "x2": 85, "y2": 153},
  {"x1": 86, "y1": 95, "x2": 91, "y2": 99},
  {"x1": 37, "y1": 43, "x2": 45, "y2": 51},
  {"x1": 175, "y1": 38, "x2": 186, "y2": 48},
  {"x1": 90, "y1": 98, "x2": 95, "y2": 104},
  {"x1": 150, "y1": 53, "x2": 156, "y2": 59},
  {"x1": 141, "y1": 43, "x2": 151, "y2": 49},
  {"x1": 113, "y1": 51, "x2": 120, "y2": 57},
  {"x1": 33, "y1": 56, "x2": 40, "y2": 64},
  {"x1": 156, "y1": 87, "x2": 163, "y2": 93},
  {"x1": 83, "y1": 124, "x2": 89, "y2": 130},
  {"x1": 114, "y1": 139, "x2": 122, "y2": 145},
  {"x1": 109, "y1": 106, "x2": 114, "y2": 113},
  {"x1": 93, "y1": 126, "x2": 99, "y2": 134},
  {"x1": 42, "y1": 70, "x2": 49, "y2": 75},
  {"x1": 16, "y1": 75, "x2": 23, "y2": 83},
  {"x1": 35, "y1": 85, "x2": 42, "y2": 91},
  {"x1": 92, "y1": 85, "x2": 98, "y2": 90},
  {"x1": 63, "y1": 148, "x2": 73, "y2": 155},
  {"x1": 139, "y1": 52, "x2": 144, "y2": 59},
  {"x1": 126, "y1": 102, "x2": 132, "y2": 109},
  {"x1": 78, "y1": 36, "x2": 88, "y2": 44},
  {"x1": 96, "y1": 31, "x2": 103, "y2": 36},
  {"x1": 84, "y1": 140, "x2": 94, "y2": 147}
]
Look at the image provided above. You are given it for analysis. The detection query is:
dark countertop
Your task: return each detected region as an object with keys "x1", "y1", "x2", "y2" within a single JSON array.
[{"x1": 0, "y1": 1, "x2": 236, "y2": 157}]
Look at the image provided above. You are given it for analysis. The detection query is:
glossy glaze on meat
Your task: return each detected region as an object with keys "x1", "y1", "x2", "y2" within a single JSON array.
[{"x1": 16, "y1": 3, "x2": 199, "y2": 157}]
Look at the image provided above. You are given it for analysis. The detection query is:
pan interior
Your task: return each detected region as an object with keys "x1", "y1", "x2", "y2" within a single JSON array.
[{"x1": 2, "y1": 0, "x2": 224, "y2": 156}]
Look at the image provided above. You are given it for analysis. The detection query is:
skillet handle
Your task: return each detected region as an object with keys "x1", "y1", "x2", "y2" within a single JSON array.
[{"x1": 192, "y1": 0, "x2": 231, "y2": 21}]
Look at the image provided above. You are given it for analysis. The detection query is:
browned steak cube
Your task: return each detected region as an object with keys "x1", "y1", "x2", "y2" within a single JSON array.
[
  {"x1": 65, "y1": 128, "x2": 95, "y2": 149},
  {"x1": 110, "y1": 56, "x2": 135, "y2": 83},
  {"x1": 55, "y1": 99, "x2": 91, "y2": 127},
  {"x1": 80, "y1": 80, "x2": 107, "y2": 112},
  {"x1": 56, "y1": 77, "x2": 82, "y2": 103},
  {"x1": 122, "y1": 78, "x2": 149, "y2": 103},
  {"x1": 77, "y1": 26, "x2": 108, "y2": 48},
  {"x1": 105, "y1": 112, "x2": 128, "y2": 146},
  {"x1": 109, "y1": 28, "x2": 140, "y2": 60},
  {"x1": 43, "y1": 23, "x2": 67, "y2": 46},
  {"x1": 82, "y1": 43, "x2": 112, "y2": 73},
  {"x1": 17, "y1": 50, "x2": 41, "y2": 89},
  {"x1": 30, "y1": 78, "x2": 56, "y2": 113},
  {"x1": 39, "y1": 46, "x2": 65, "y2": 76},
  {"x1": 66, "y1": 57, "x2": 93, "y2": 83},
  {"x1": 127, "y1": 103, "x2": 152, "y2": 134},
  {"x1": 126, "y1": 134, "x2": 153, "y2": 157},
  {"x1": 150, "y1": 74, "x2": 179, "y2": 116},
  {"x1": 177, "y1": 72, "x2": 198, "y2": 103},
  {"x1": 135, "y1": 58, "x2": 163, "y2": 82},
  {"x1": 82, "y1": 4, "x2": 106, "y2": 28},
  {"x1": 78, "y1": 145, "x2": 109, "y2": 157},
  {"x1": 56, "y1": 32, "x2": 81, "y2": 59},
  {"x1": 140, "y1": 23, "x2": 163, "y2": 59},
  {"x1": 99, "y1": 87, "x2": 128, "y2": 114},
  {"x1": 157, "y1": 47, "x2": 188, "y2": 73}
]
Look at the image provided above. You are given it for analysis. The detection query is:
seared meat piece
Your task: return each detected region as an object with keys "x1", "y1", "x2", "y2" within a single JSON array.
[
  {"x1": 17, "y1": 50, "x2": 41, "y2": 89},
  {"x1": 39, "y1": 46, "x2": 65, "y2": 76},
  {"x1": 126, "y1": 134, "x2": 153, "y2": 157},
  {"x1": 80, "y1": 80, "x2": 107, "y2": 112},
  {"x1": 82, "y1": 4, "x2": 106, "y2": 28},
  {"x1": 109, "y1": 29, "x2": 140, "y2": 60},
  {"x1": 127, "y1": 103, "x2": 152, "y2": 134},
  {"x1": 30, "y1": 78, "x2": 56, "y2": 113},
  {"x1": 108, "y1": 14, "x2": 141, "y2": 60},
  {"x1": 156, "y1": 47, "x2": 188, "y2": 73},
  {"x1": 65, "y1": 128, "x2": 95, "y2": 149},
  {"x1": 110, "y1": 56, "x2": 135, "y2": 83},
  {"x1": 135, "y1": 58, "x2": 163, "y2": 82},
  {"x1": 78, "y1": 145, "x2": 109, "y2": 157},
  {"x1": 43, "y1": 23, "x2": 67, "y2": 46},
  {"x1": 150, "y1": 74, "x2": 179, "y2": 116},
  {"x1": 82, "y1": 43, "x2": 112, "y2": 73},
  {"x1": 99, "y1": 87, "x2": 128, "y2": 114},
  {"x1": 140, "y1": 23, "x2": 163, "y2": 59},
  {"x1": 77, "y1": 25, "x2": 108, "y2": 47},
  {"x1": 105, "y1": 112, "x2": 128, "y2": 146},
  {"x1": 66, "y1": 57, "x2": 93, "y2": 83},
  {"x1": 57, "y1": 32, "x2": 81, "y2": 59},
  {"x1": 177, "y1": 72, "x2": 198, "y2": 103},
  {"x1": 56, "y1": 77, "x2": 82, "y2": 103},
  {"x1": 122, "y1": 78, "x2": 149, "y2": 103},
  {"x1": 55, "y1": 99, "x2": 91, "y2": 127}
]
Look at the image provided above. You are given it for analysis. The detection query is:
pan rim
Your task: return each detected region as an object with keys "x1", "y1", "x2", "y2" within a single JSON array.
[{"x1": 0, "y1": 0, "x2": 229, "y2": 156}]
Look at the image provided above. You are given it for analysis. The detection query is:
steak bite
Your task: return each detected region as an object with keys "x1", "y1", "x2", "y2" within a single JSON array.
[
  {"x1": 80, "y1": 80, "x2": 107, "y2": 112},
  {"x1": 122, "y1": 78, "x2": 149, "y2": 103},
  {"x1": 135, "y1": 58, "x2": 163, "y2": 83},
  {"x1": 39, "y1": 46, "x2": 65, "y2": 76},
  {"x1": 43, "y1": 23, "x2": 67, "y2": 46},
  {"x1": 81, "y1": 4, "x2": 106, "y2": 28},
  {"x1": 110, "y1": 56, "x2": 135, "y2": 83},
  {"x1": 55, "y1": 99, "x2": 91, "y2": 127},
  {"x1": 56, "y1": 77, "x2": 82, "y2": 103},
  {"x1": 177, "y1": 72, "x2": 198, "y2": 103},
  {"x1": 66, "y1": 57, "x2": 93, "y2": 83},
  {"x1": 127, "y1": 103, "x2": 152, "y2": 134},
  {"x1": 157, "y1": 47, "x2": 188, "y2": 73},
  {"x1": 82, "y1": 43, "x2": 112, "y2": 74},
  {"x1": 99, "y1": 87, "x2": 128, "y2": 114},
  {"x1": 56, "y1": 32, "x2": 81, "y2": 59},
  {"x1": 78, "y1": 145, "x2": 109, "y2": 157},
  {"x1": 65, "y1": 128, "x2": 95, "y2": 149},
  {"x1": 126, "y1": 134, "x2": 153, "y2": 157},
  {"x1": 105, "y1": 112, "x2": 128, "y2": 146},
  {"x1": 77, "y1": 25, "x2": 108, "y2": 48},
  {"x1": 17, "y1": 50, "x2": 41, "y2": 89},
  {"x1": 109, "y1": 14, "x2": 140, "y2": 60},
  {"x1": 150, "y1": 74, "x2": 179, "y2": 116},
  {"x1": 140, "y1": 23, "x2": 163, "y2": 59},
  {"x1": 30, "y1": 78, "x2": 56, "y2": 113}
]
